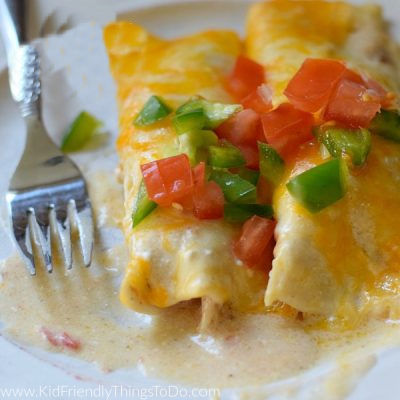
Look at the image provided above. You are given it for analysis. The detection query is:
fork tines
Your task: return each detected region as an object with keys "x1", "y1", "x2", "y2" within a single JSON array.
[
  {"x1": 7, "y1": 180, "x2": 94, "y2": 275},
  {"x1": 1, "y1": 1, "x2": 94, "y2": 276}
]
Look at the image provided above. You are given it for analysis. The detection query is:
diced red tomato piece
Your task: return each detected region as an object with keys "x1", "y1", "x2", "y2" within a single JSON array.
[
  {"x1": 41, "y1": 327, "x2": 81, "y2": 351},
  {"x1": 284, "y1": 58, "x2": 346, "y2": 113},
  {"x1": 177, "y1": 162, "x2": 208, "y2": 211},
  {"x1": 257, "y1": 176, "x2": 273, "y2": 204},
  {"x1": 364, "y1": 77, "x2": 387, "y2": 99},
  {"x1": 233, "y1": 216, "x2": 276, "y2": 267},
  {"x1": 343, "y1": 67, "x2": 386, "y2": 98},
  {"x1": 177, "y1": 195, "x2": 193, "y2": 211},
  {"x1": 261, "y1": 103, "x2": 314, "y2": 158},
  {"x1": 363, "y1": 77, "x2": 394, "y2": 108},
  {"x1": 141, "y1": 154, "x2": 194, "y2": 206},
  {"x1": 192, "y1": 162, "x2": 206, "y2": 188},
  {"x1": 178, "y1": 162, "x2": 206, "y2": 210},
  {"x1": 216, "y1": 109, "x2": 262, "y2": 146},
  {"x1": 342, "y1": 68, "x2": 364, "y2": 85},
  {"x1": 241, "y1": 84, "x2": 273, "y2": 114},
  {"x1": 237, "y1": 144, "x2": 259, "y2": 170},
  {"x1": 226, "y1": 55, "x2": 265, "y2": 100},
  {"x1": 193, "y1": 181, "x2": 224, "y2": 220},
  {"x1": 343, "y1": 68, "x2": 393, "y2": 108},
  {"x1": 252, "y1": 239, "x2": 275, "y2": 273},
  {"x1": 324, "y1": 79, "x2": 381, "y2": 128}
]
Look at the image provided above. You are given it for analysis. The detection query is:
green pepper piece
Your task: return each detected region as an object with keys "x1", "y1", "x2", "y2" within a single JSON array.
[
  {"x1": 134, "y1": 96, "x2": 172, "y2": 126},
  {"x1": 61, "y1": 111, "x2": 102, "y2": 152},
  {"x1": 132, "y1": 180, "x2": 157, "y2": 227},
  {"x1": 258, "y1": 142, "x2": 285, "y2": 186},
  {"x1": 369, "y1": 109, "x2": 400, "y2": 143},
  {"x1": 210, "y1": 169, "x2": 257, "y2": 204},
  {"x1": 287, "y1": 158, "x2": 348, "y2": 213},
  {"x1": 224, "y1": 203, "x2": 274, "y2": 223},
  {"x1": 237, "y1": 167, "x2": 260, "y2": 185},
  {"x1": 208, "y1": 143, "x2": 246, "y2": 168},
  {"x1": 179, "y1": 130, "x2": 218, "y2": 165},
  {"x1": 315, "y1": 126, "x2": 371, "y2": 166},
  {"x1": 176, "y1": 97, "x2": 242, "y2": 129},
  {"x1": 200, "y1": 130, "x2": 219, "y2": 147},
  {"x1": 179, "y1": 133, "x2": 200, "y2": 165},
  {"x1": 173, "y1": 108, "x2": 207, "y2": 134}
]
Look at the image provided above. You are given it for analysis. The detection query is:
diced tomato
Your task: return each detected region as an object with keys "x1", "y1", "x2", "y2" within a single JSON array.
[
  {"x1": 364, "y1": 77, "x2": 387, "y2": 99},
  {"x1": 252, "y1": 239, "x2": 275, "y2": 273},
  {"x1": 261, "y1": 103, "x2": 314, "y2": 158},
  {"x1": 141, "y1": 154, "x2": 194, "y2": 206},
  {"x1": 343, "y1": 68, "x2": 393, "y2": 108},
  {"x1": 193, "y1": 181, "x2": 224, "y2": 220},
  {"x1": 324, "y1": 79, "x2": 381, "y2": 128},
  {"x1": 284, "y1": 58, "x2": 346, "y2": 113},
  {"x1": 363, "y1": 77, "x2": 394, "y2": 108},
  {"x1": 343, "y1": 67, "x2": 385, "y2": 96},
  {"x1": 257, "y1": 176, "x2": 273, "y2": 204},
  {"x1": 192, "y1": 162, "x2": 206, "y2": 188},
  {"x1": 216, "y1": 109, "x2": 262, "y2": 146},
  {"x1": 178, "y1": 162, "x2": 206, "y2": 210},
  {"x1": 237, "y1": 144, "x2": 259, "y2": 170},
  {"x1": 241, "y1": 84, "x2": 273, "y2": 114},
  {"x1": 233, "y1": 216, "x2": 276, "y2": 267},
  {"x1": 178, "y1": 162, "x2": 210, "y2": 211},
  {"x1": 226, "y1": 55, "x2": 265, "y2": 100},
  {"x1": 342, "y1": 68, "x2": 364, "y2": 85},
  {"x1": 41, "y1": 327, "x2": 81, "y2": 351},
  {"x1": 177, "y1": 196, "x2": 193, "y2": 211}
]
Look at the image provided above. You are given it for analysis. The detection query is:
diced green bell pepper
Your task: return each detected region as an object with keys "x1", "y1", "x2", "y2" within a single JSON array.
[
  {"x1": 208, "y1": 143, "x2": 246, "y2": 168},
  {"x1": 134, "y1": 95, "x2": 172, "y2": 126},
  {"x1": 258, "y1": 142, "x2": 285, "y2": 186},
  {"x1": 179, "y1": 130, "x2": 218, "y2": 165},
  {"x1": 369, "y1": 109, "x2": 400, "y2": 143},
  {"x1": 176, "y1": 97, "x2": 242, "y2": 129},
  {"x1": 210, "y1": 169, "x2": 257, "y2": 204},
  {"x1": 315, "y1": 126, "x2": 371, "y2": 166},
  {"x1": 132, "y1": 180, "x2": 157, "y2": 227},
  {"x1": 61, "y1": 111, "x2": 102, "y2": 152},
  {"x1": 286, "y1": 158, "x2": 348, "y2": 213},
  {"x1": 172, "y1": 108, "x2": 207, "y2": 134},
  {"x1": 237, "y1": 167, "x2": 260, "y2": 185},
  {"x1": 224, "y1": 203, "x2": 273, "y2": 223}
]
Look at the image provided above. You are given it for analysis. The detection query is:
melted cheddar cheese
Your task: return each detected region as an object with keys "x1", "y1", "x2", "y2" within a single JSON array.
[
  {"x1": 103, "y1": 22, "x2": 267, "y2": 314},
  {"x1": 246, "y1": 1, "x2": 400, "y2": 323},
  {"x1": 246, "y1": 1, "x2": 400, "y2": 105},
  {"x1": 104, "y1": 1, "x2": 400, "y2": 326}
]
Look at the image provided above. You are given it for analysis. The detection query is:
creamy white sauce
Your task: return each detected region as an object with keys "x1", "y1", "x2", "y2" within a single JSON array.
[{"x1": 0, "y1": 169, "x2": 399, "y2": 394}]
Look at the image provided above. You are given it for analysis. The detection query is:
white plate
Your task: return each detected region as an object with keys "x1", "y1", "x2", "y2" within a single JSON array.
[{"x1": 1, "y1": 1, "x2": 400, "y2": 399}]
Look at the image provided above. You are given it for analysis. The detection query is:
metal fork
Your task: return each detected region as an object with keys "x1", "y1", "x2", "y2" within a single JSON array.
[{"x1": 0, "y1": 0, "x2": 94, "y2": 275}]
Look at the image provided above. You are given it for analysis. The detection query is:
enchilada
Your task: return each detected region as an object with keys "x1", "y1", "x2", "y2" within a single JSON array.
[
  {"x1": 103, "y1": 23, "x2": 267, "y2": 322},
  {"x1": 104, "y1": 0, "x2": 400, "y2": 326},
  {"x1": 246, "y1": 1, "x2": 400, "y2": 322}
]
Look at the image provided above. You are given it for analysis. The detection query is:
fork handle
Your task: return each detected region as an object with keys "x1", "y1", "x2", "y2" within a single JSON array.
[
  {"x1": 0, "y1": 0, "x2": 40, "y2": 117},
  {"x1": 0, "y1": 0, "x2": 28, "y2": 49}
]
